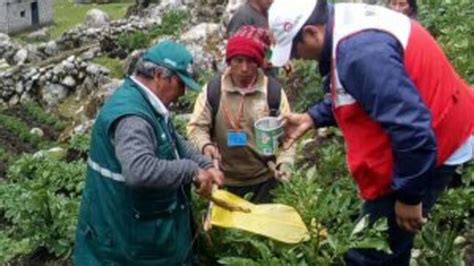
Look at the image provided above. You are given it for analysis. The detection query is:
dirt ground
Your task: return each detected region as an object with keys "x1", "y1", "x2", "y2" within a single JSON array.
[{"x1": 0, "y1": 105, "x2": 63, "y2": 178}]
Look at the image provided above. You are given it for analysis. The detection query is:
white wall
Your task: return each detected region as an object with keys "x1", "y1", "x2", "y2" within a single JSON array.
[{"x1": 1, "y1": 0, "x2": 53, "y2": 34}]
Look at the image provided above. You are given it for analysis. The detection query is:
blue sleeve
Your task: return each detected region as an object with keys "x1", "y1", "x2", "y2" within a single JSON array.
[
  {"x1": 307, "y1": 75, "x2": 337, "y2": 127},
  {"x1": 337, "y1": 31, "x2": 437, "y2": 204}
]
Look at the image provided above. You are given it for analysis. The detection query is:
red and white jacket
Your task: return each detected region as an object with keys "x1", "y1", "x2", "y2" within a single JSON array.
[{"x1": 325, "y1": 4, "x2": 474, "y2": 201}]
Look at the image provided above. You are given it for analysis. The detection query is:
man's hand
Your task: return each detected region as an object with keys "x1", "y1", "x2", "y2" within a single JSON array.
[
  {"x1": 395, "y1": 200, "x2": 427, "y2": 233},
  {"x1": 283, "y1": 61, "x2": 294, "y2": 76},
  {"x1": 280, "y1": 112, "x2": 315, "y2": 149},
  {"x1": 206, "y1": 167, "x2": 224, "y2": 187},
  {"x1": 194, "y1": 169, "x2": 214, "y2": 197},
  {"x1": 203, "y1": 144, "x2": 221, "y2": 162},
  {"x1": 267, "y1": 161, "x2": 291, "y2": 182}
]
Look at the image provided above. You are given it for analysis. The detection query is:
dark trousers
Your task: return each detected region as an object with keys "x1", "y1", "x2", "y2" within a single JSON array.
[
  {"x1": 345, "y1": 165, "x2": 457, "y2": 266},
  {"x1": 227, "y1": 178, "x2": 279, "y2": 203}
]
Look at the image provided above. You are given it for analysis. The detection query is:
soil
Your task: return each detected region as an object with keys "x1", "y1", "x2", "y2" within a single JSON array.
[
  {"x1": 0, "y1": 105, "x2": 63, "y2": 178},
  {"x1": 0, "y1": 122, "x2": 35, "y2": 178},
  {"x1": 65, "y1": 148, "x2": 87, "y2": 162},
  {"x1": 3, "y1": 106, "x2": 60, "y2": 141}
]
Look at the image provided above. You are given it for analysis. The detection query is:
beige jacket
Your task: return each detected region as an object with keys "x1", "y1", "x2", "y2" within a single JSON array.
[{"x1": 187, "y1": 69, "x2": 295, "y2": 186}]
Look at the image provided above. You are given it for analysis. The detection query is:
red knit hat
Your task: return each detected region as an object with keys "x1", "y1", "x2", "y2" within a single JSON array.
[{"x1": 226, "y1": 26, "x2": 270, "y2": 67}]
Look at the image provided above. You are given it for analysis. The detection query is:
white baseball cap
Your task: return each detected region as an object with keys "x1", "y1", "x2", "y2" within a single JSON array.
[{"x1": 269, "y1": 0, "x2": 318, "y2": 66}]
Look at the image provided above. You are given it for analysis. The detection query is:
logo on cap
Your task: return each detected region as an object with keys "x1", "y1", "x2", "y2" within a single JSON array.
[
  {"x1": 283, "y1": 22, "x2": 294, "y2": 32},
  {"x1": 164, "y1": 58, "x2": 177, "y2": 67}
]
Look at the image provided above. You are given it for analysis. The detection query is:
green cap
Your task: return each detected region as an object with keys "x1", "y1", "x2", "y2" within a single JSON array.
[{"x1": 143, "y1": 40, "x2": 201, "y2": 92}]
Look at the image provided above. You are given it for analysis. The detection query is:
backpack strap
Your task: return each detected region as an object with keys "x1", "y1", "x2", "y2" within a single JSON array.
[
  {"x1": 206, "y1": 76, "x2": 222, "y2": 119},
  {"x1": 266, "y1": 76, "x2": 282, "y2": 117}
]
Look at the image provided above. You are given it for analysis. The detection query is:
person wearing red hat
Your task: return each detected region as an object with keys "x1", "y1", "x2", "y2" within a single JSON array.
[{"x1": 187, "y1": 27, "x2": 295, "y2": 203}]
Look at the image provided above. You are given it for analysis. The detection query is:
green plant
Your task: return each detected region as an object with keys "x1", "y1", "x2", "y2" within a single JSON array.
[
  {"x1": 93, "y1": 56, "x2": 124, "y2": 79},
  {"x1": 117, "y1": 10, "x2": 188, "y2": 52},
  {"x1": 281, "y1": 60, "x2": 325, "y2": 112},
  {"x1": 0, "y1": 148, "x2": 8, "y2": 162},
  {"x1": 24, "y1": 101, "x2": 67, "y2": 131},
  {"x1": 0, "y1": 154, "x2": 85, "y2": 263},
  {"x1": 0, "y1": 114, "x2": 44, "y2": 149},
  {"x1": 117, "y1": 31, "x2": 151, "y2": 52},
  {"x1": 149, "y1": 10, "x2": 188, "y2": 39},
  {"x1": 172, "y1": 114, "x2": 190, "y2": 138},
  {"x1": 69, "y1": 134, "x2": 91, "y2": 155},
  {"x1": 419, "y1": 0, "x2": 474, "y2": 83},
  {"x1": 174, "y1": 92, "x2": 199, "y2": 114}
]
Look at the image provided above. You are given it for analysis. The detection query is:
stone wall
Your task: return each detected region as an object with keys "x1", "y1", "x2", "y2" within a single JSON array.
[
  {"x1": 0, "y1": 15, "x2": 160, "y2": 66},
  {"x1": 0, "y1": 53, "x2": 112, "y2": 107}
]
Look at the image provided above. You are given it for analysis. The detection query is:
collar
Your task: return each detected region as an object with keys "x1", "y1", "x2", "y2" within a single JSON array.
[
  {"x1": 221, "y1": 68, "x2": 266, "y2": 95},
  {"x1": 319, "y1": 4, "x2": 334, "y2": 77},
  {"x1": 130, "y1": 76, "x2": 170, "y2": 122}
]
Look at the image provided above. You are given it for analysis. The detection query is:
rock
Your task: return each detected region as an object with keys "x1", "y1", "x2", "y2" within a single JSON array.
[
  {"x1": 13, "y1": 49, "x2": 28, "y2": 65},
  {"x1": 149, "y1": 0, "x2": 186, "y2": 18},
  {"x1": 0, "y1": 33, "x2": 10, "y2": 42},
  {"x1": 80, "y1": 50, "x2": 95, "y2": 61},
  {"x1": 20, "y1": 92, "x2": 33, "y2": 103},
  {"x1": 24, "y1": 80, "x2": 34, "y2": 92},
  {"x1": 181, "y1": 23, "x2": 221, "y2": 43},
  {"x1": 102, "y1": 79, "x2": 122, "y2": 98},
  {"x1": 53, "y1": 64, "x2": 65, "y2": 75},
  {"x1": 62, "y1": 60, "x2": 75, "y2": 72},
  {"x1": 26, "y1": 28, "x2": 50, "y2": 42},
  {"x1": 33, "y1": 147, "x2": 66, "y2": 160},
  {"x1": 30, "y1": 127, "x2": 45, "y2": 138},
  {"x1": 23, "y1": 68, "x2": 38, "y2": 80},
  {"x1": 81, "y1": 77, "x2": 96, "y2": 93},
  {"x1": 42, "y1": 83, "x2": 68, "y2": 106},
  {"x1": 15, "y1": 82, "x2": 23, "y2": 94},
  {"x1": 86, "y1": 64, "x2": 101, "y2": 75},
  {"x1": 61, "y1": 76, "x2": 77, "y2": 87},
  {"x1": 43, "y1": 41, "x2": 58, "y2": 56},
  {"x1": 179, "y1": 23, "x2": 225, "y2": 74},
  {"x1": 85, "y1": 9, "x2": 110, "y2": 28},
  {"x1": 0, "y1": 59, "x2": 10, "y2": 69},
  {"x1": 85, "y1": 28, "x2": 101, "y2": 36},
  {"x1": 123, "y1": 49, "x2": 145, "y2": 75},
  {"x1": 317, "y1": 128, "x2": 329, "y2": 138},
  {"x1": 46, "y1": 147, "x2": 67, "y2": 160},
  {"x1": 8, "y1": 95, "x2": 19, "y2": 106}
]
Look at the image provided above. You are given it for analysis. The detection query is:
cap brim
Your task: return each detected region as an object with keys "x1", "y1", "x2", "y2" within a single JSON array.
[
  {"x1": 177, "y1": 72, "x2": 201, "y2": 92},
  {"x1": 270, "y1": 41, "x2": 293, "y2": 67}
]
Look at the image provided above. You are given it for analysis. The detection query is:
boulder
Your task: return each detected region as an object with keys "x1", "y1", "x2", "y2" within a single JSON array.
[
  {"x1": 13, "y1": 49, "x2": 28, "y2": 65},
  {"x1": 61, "y1": 76, "x2": 77, "y2": 88},
  {"x1": 85, "y1": 9, "x2": 111, "y2": 28},
  {"x1": 42, "y1": 83, "x2": 68, "y2": 106}
]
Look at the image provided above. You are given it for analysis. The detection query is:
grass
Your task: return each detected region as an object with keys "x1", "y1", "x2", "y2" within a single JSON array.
[
  {"x1": 50, "y1": 0, "x2": 134, "y2": 39},
  {"x1": 92, "y1": 56, "x2": 124, "y2": 79}
]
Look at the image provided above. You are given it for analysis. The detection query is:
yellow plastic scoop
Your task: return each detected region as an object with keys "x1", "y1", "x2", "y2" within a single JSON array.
[{"x1": 210, "y1": 189, "x2": 311, "y2": 244}]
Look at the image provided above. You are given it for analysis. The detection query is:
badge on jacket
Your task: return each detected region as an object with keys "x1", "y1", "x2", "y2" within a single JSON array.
[{"x1": 227, "y1": 131, "x2": 247, "y2": 147}]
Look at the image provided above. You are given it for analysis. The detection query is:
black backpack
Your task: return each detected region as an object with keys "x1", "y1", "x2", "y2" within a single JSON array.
[{"x1": 206, "y1": 75, "x2": 282, "y2": 121}]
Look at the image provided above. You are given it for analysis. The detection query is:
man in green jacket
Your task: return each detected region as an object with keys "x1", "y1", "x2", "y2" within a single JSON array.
[{"x1": 73, "y1": 40, "x2": 224, "y2": 266}]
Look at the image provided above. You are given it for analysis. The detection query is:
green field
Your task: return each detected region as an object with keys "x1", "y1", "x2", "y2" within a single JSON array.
[{"x1": 50, "y1": 0, "x2": 134, "y2": 39}]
